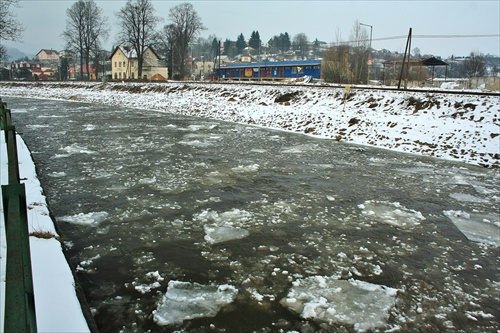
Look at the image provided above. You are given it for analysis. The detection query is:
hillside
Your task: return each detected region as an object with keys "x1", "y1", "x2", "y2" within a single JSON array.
[{"x1": 0, "y1": 81, "x2": 498, "y2": 168}]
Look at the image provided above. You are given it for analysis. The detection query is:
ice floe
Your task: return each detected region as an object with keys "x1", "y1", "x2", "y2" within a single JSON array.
[
  {"x1": 443, "y1": 210, "x2": 499, "y2": 247},
  {"x1": 54, "y1": 143, "x2": 97, "y2": 158},
  {"x1": 358, "y1": 200, "x2": 425, "y2": 228},
  {"x1": 204, "y1": 225, "x2": 250, "y2": 244},
  {"x1": 153, "y1": 281, "x2": 238, "y2": 326},
  {"x1": 58, "y1": 211, "x2": 109, "y2": 226},
  {"x1": 195, "y1": 208, "x2": 252, "y2": 244},
  {"x1": 280, "y1": 276, "x2": 399, "y2": 332}
]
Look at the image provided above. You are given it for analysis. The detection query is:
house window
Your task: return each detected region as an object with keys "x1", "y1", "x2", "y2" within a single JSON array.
[
  {"x1": 123, "y1": 61, "x2": 126, "y2": 68},
  {"x1": 131, "y1": 72, "x2": 134, "y2": 79},
  {"x1": 292, "y1": 67, "x2": 297, "y2": 74},
  {"x1": 114, "y1": 73, "x2": 117, "y2": 79},
  {"x1": 118, "y1": 62, "x2": 121, "y2": 68},
  {"x1": 115, "y1": 62, "x2": 117, "y2": 68},
  {"x1": 119, "y1": 72, "x2": 121, "y2": 79}
]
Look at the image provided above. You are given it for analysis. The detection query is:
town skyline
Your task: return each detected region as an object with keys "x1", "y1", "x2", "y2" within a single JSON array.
[{"x1": 4, "y1": 0, "x2": 500, "y2": 60}]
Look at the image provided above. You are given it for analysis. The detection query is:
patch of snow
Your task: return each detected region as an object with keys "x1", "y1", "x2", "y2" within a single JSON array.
[{"x1": 30, "y1": 237, "x2": 90, "y2": 332}]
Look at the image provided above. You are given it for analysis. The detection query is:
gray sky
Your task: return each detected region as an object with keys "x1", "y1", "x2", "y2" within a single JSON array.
[{"x1": 5, "y1": 0, "x2": 500, "y2": 58}]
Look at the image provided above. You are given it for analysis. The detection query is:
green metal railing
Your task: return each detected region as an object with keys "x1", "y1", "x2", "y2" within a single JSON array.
[{"x1": 1, "y1": 98, "x2": 37, "y2": 333}]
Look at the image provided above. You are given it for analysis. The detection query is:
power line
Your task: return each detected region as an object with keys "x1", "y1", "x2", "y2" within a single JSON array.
[{"x1": 373, "y1": 34, "x2": 500, "y2": 42}]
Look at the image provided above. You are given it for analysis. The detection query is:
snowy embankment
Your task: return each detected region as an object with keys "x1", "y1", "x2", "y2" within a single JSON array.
[
  {"x1": 0, "y1": 132, "x2": 91, "y2": 332},
  {"x1": 0, "y1": 81, "x2": 498, "y2": 168}
]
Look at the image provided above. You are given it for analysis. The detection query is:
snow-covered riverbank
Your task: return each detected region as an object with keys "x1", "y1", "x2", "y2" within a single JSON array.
[
  {"x1": 0, "y1": 131, "x2": 91, "y2": 332},
  {"x1": 0, "y1": 81, "x2": 498, "y2": 168}
]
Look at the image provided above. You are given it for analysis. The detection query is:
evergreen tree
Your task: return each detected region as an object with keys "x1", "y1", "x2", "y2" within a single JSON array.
[
  {"x1": 267, "y1": 32, "x2": 291, "y2": 54},
  {"x1": 211, "y1": 38, "x2": 219, "y2": 61},
  {"x1": 248, "y1": 31, "x2": 261, "y2": 50},
  {"x1": 60, "y1": 57, "x2": 69, "y2": 80},
  {"x1": 281, "y1": 32, "x2": 291, "y2": 53},
  {"x1": 223, "y1": 38, "x2": 237, "y2": 58},
  {"x1": 236, "y1": 33, "x2": 246, "y2": 54}
]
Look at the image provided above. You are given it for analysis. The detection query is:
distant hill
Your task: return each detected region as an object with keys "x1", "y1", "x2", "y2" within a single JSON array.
[{"x1": 6, "y1": 47, "x2": 35, "y2": 61}]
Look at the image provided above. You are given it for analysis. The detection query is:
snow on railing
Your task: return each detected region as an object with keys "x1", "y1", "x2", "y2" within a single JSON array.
[{"x1": 1, "y1": 98, "x2": 38, "y2": 333}]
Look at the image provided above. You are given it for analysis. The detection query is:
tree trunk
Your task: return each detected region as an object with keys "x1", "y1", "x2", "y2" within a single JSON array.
[
  {"x1": 79, "y1": 55, "x2": 84, "y2": 81},
  {"x1": 138, "y1": 55, "x2": 143, "y2": 80}
]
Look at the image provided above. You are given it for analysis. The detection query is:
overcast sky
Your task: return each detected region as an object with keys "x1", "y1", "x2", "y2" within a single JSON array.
[{"x1": 4, "y1": 0, "x2": 500, "y2": 58}]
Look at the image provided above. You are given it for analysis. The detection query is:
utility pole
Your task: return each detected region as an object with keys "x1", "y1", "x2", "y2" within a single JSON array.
[
  {"x1": 398, "y1": 28, "x2": 412, "y2": 89},
  {"x1": 218, "y1": 40, "x2": 221, "y2": 81}
]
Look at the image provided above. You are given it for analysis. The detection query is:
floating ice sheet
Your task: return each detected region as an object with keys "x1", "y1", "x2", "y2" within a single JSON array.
[
  {"x1": 204, "y1": 224, "x2": 250, "y2": 244},
  {"x1": 58, "y1": 211, "x2": 109, "y2": 226},
  {"x1": 281, "y1": 276, "x2": 398, "y2": 332},
  {"x1": 443, "y1": 210, "x2": 499, "y2": 247},
  {"x1": 195, "y1": 209, "x2": 252, "y2": 244},
  {"x1": 53, "y1": 143, "x2": 97, "y2": 158},
  {"x1": 358, "y1": 200, "x2": 425, "y2": 228},
  {"x1": 153, "y1": 281, "x2": 238, "y2": 326}
]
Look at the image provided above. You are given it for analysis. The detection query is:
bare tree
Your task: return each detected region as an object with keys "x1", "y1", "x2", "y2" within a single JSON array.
[
  {"x1": 0, "y1": 0, "x2": 24, "y2": 59},
  {"x1": 166, "y1": 3, "x2": 205, "y2": 80},
  {"x1": 161, "y1": 24, "x2": 176, "y2": 79},
  {"x1": 322, "y1": 44, "x2": 351, "y2": 83},
  {"x1": 117, "y1": 0, "x2": 161, "y2": 79},
  {"x1": 63, "y1": 0, "x2": 108, "y2": 80},
  {"x1": 464, "y1": 52, "x2": 486, "y2": 79},
  {"x1": 292, "y1": 33, "x2": 309, "y2": 59},
  {"x1": 349, "y1": 20, "x2": 369, "y2": 83}
]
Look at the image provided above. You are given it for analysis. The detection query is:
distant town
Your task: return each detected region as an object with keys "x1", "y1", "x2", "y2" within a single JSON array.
[
  {"x1": 2, "y1": 43, "x2": 499, "y2": 91},
  {"x1": 0, "y1": 0, "x2": 498, "y2": 91}
]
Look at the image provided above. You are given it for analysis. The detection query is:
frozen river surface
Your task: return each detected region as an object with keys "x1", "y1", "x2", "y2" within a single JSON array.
[{"x1": 7, "y1": 97, "x2": 499, "y2": 333}]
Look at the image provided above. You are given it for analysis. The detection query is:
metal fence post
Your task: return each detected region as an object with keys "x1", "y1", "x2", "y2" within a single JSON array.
[
  {"x1": 1, "y1": 98, "x2": 38, "y2": 332},
  {"x1": 2, "y1": 184, "x2": 37, "y2": 333}
]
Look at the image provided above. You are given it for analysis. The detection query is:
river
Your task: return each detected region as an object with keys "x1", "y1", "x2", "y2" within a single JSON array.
[{"x1": 6, "y1": 96, "x2": 499, "y2": 333}]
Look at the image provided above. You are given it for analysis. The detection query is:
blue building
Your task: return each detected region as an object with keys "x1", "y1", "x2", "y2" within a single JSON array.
[{"x1": 215, "y1": 60, "x2": 321, "y2": 80}]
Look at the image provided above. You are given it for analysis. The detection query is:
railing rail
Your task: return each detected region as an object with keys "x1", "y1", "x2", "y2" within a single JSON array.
[{"x1": 1, "y1": 98, "x2": 38, "y2": 333}]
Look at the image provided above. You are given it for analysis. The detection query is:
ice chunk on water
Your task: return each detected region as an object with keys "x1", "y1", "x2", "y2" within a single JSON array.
[
  {"x1": 449, "y1": 192, "x2": 488, "y2": 203},
  {"x1": 358, "y1": 201, "x2": 425, "y2": 228},
  {"x1": 53, "y1": 143, "x2": 97, "y2": 158},
  {"x1": 58, "y1": 211, "x2": 108, "y2": 226},
  {"x1": 443, "y1": 210, "x2": 499, "y2": 247},
  {"x1": 195, "y1": 209, "x2": 252, "y2": 244},
  {"x1": 204, "y1": 225, "x2": 250, "y2": 244},
  {"x1": 194, "y1": 208, "x2": 253, "y2": 226},
  {"x1": 231, "y1": 164, "x2": 259, "y2": 173},
  {"x1": 280, "y1": 276, "x2": 398, "y2": 332},
  {"x1": 153, "y1": 281, "x2": 238, "y2": 326}
]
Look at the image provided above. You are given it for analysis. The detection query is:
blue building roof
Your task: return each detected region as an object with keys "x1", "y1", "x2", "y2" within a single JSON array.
[{"x1": 217, "y1": 60, "x2": 321, "y2": 69}]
